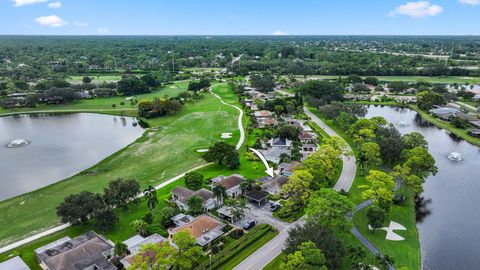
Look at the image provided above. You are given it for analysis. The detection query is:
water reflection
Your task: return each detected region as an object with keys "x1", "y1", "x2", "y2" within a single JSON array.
[{"x1": 415, "y1": 195, "x2": 432, "y2": 223}]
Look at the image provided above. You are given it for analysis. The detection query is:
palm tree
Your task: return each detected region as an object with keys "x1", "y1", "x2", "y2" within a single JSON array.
[
  {"x1": 212, "y1": 185, "x2": 227, "y2": 206},
  {"x1": 226, "y1": 198, "x2": 250, "y2": 221},
  {"x1": 144, "y1": 185, "x2": 158, "y2": 213},
  {"x1": 240, "y1": 178, "x2": 256, "y2": 194}
]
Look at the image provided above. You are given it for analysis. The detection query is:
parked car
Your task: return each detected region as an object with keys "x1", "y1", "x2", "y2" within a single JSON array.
[
  {"x1": 270, "y1": 202, "x2": 281, "y2": 212},
  {"x1": 243, "y1": 220, "x2": 257, "y2": 230}
]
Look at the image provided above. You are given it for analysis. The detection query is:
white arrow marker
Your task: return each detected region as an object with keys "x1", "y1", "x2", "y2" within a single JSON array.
[{"x1": 249, "y1": 148, "x2": 275, "y2": 177}]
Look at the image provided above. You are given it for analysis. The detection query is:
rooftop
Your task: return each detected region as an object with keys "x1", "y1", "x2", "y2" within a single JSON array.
[
  {"x1": 244, "y1": 190, "x2": 268, "y2": 201},
  {"x1": 36, "y1": 231, "x2": 115, "y2": 270},
  {"x1": 171, "y1": 215, "x2": 225, "y2": 246},
  {"x1": 215, "y1": 174, "x2": 244, "y2": 189}
]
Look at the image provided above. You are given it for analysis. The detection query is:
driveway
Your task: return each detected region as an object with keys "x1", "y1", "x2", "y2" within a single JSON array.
[{"x1": 235, "y1": 202, "x2": 289, "y2": 231}]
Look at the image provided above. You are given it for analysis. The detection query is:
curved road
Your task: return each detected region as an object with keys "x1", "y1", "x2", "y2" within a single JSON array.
[
  {"x1": 0, "y1": 85, "x2": 246, "y2": 254},
  {"x1": 233, "y1": 107, "x2": 357, "y2": 270}
]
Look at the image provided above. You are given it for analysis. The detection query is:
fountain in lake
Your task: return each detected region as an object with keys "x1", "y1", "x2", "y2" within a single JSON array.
[
  {"x1": 398, "y1": 121, "x2": 409, "y2": 127},
  {"x1": 447, "y1": 152, "x2": 462, "y2": 161},
  {"x1": 5, "y1": 139, "x2": 31, "y2": 148}
]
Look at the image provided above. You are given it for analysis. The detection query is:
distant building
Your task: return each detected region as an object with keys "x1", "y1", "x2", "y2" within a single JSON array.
[
  {"x1": 35, "y1": 231, "x2": 115, "y2": 270},
  {"x1": 429, "y1": 107, "x2": 461, "y2": 122}
]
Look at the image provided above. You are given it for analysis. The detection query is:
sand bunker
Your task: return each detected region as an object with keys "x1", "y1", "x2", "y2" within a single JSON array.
[
  {"x1": 369, "y1": 220, "x2": 407, "y2": 241},
  {"x1": 221, "y1": 132, "x2": 233, "y2": 139}
]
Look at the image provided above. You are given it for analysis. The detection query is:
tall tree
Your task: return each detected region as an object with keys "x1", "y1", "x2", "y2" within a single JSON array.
[
  {"x1": 360, "y1": 142, "x2": 382, "y2": 175},
  {"x1": 56, "y1": 191, "x2": 103, "y2": 224},
  {"x1": 172, "y1": 231, "x2": 203, "y2": 269},
  {"x1": 184, "y1": 172, "x2": 204, "y2": 191},
  {"x1": 186, "y1": 195, "x2": 205, "y2": 216},
  {"x1": 144, "y1": 185, "x2": 158, "y2": 213},
  {"x1": 103, "y1": 178, "x2": 140, "y2": 208},
  {"x1": 361, "y1": 170, "x2": 396, "y2": 210}
]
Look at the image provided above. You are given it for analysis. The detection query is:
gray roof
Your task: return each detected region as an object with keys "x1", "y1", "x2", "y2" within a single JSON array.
[
  {"x1": 36, "y1": 231, "x2": 115, "y2": 270},
  {"x1": 194, "y1": 188, "x2": 214, "y2": 201},
  {"x1": 430, "y1": 107, "x2": 460, "y2": 116},
  {"x1": 122, "y1": 234, "x2": 167, "y2": 255},
  {"x1": 0, "y1": 256, "x2": 30, "y2": 270}
]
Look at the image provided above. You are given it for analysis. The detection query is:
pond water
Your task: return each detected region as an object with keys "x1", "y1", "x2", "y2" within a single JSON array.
[
  {"x1": 0, "y1": 113, "x2": 144, "y2": 201},
  {"x1": 366, "y1": 105, "x2": 480, "y2": 270}
]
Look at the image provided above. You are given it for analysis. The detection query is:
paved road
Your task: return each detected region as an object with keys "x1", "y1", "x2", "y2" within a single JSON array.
[
  {"x1": 0, "y1": 85, "x2": 245, "y2": 254},
  {"x1": 234, "y1": 107, "x2": 357, "y2": 270},
  {"x1": 304, "y1": 107, "x2": 357, "y2": 192}
]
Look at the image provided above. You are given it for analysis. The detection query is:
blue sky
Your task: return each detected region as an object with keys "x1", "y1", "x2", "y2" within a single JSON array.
[{"x1": 0, "y1": 0, "x2": 479, "y2": 35}]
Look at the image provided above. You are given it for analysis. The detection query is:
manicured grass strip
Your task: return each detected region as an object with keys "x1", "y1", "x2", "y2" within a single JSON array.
[{"x1": 196, "y1": 224, "x2": 278, "y2": 270}]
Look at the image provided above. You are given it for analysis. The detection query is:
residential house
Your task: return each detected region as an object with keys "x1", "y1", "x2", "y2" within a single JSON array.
[
  {"x1": 299, "y1": 131, "x2": 317, "y2": 144},
  {"x1": 277, "y1": 162, "x2": 300, "y2": 176},
  {"x1": 171, "y1": 213, "x2": 195, "y2": 227},
  {"x1": 268, "y1": 138, "x2": 293, "y2": 149},
  {"x1": 260, "y1": 147, "x2": 290, "y2": 164},
  {"x1": 169, "y1": 215, "x2": 225, "y2": 247},
  {"x1": 171, "y1": 187, "x2": 216, "y2": 211},
  {"x1": 0, "y1": 257, "x2": 30, "y2": 270},
  {"x1": 212, "y1": 174, "x2": 245, "y2": 198},
  {"x1": 254, "y1": 110, "x2": 276, "y2": 128},
  {"x1": 261, "y1": 176, "x2": 289, "y2": 196},
  {"x1": 35, "y1": 231, "x2": 116, "y2": 270},
  {"x1": 301, "y1": 144, "x2": 318, "y2": 155},
  {"x1": 120, "y1": 234, "x2": 168, "y2": 269},
  {"x1": 429, "y1": 107, "x2": 461, "y2": 122}
]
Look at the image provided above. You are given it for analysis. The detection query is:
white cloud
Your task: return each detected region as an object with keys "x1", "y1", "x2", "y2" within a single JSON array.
[
  {"x1": 97, "y1": 28, "x2": 109, "y2": 34},
  {"x1": 271, "y1": 30, "x2": 289, "y2": 36},
  {"x1": 12, "y1": 0, "x2": 47, "y2": 7},
  {"x1": 459, "y1": 0, "x2": 480, "y2": 5},
  {"x1": 389, "y1": 1, "x2": 443, "y2": 18},
  {"x1": 73, "y1": 21, "x2": 88, "y2": 27},
  {"x1": 34, "y1": 15, "x2": 67, "y2": 27},
  {"x1": 48, "y1": 1, "x2": 62, "y2": 9}
]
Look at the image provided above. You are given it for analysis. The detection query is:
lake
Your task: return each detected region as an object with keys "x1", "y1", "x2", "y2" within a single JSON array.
[
  {"x1": 366, "y1": 105, "x2": 480, "y2": 270},
  {"x1": 0, "y1": 113, "x2": 144, "y2": 201}
]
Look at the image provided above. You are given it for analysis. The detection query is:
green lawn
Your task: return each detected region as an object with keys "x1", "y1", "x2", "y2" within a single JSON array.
[
  {"x1": 353, "y1": 192, "x2": 420, "y2": 270},
  {"x1": 68, "y1": 75, "x2": 123, "y2": 84},
  {"x1": 263, "y1": 252, "x2": 286, "y2": 270},
  {"x1": 296, "y1": 75, "x2": 480, "y2": 84},
  {"x1": 0, "y1": 83, "x2": 240, "y2": 247},
  {"x1": 0, "y1": 81, "x2": 190, "y2": 116}
]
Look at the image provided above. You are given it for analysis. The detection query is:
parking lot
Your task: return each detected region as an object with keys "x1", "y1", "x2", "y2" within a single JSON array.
[{"x1": 234, "y1": 201, "x2": 289, "y2": 231}]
